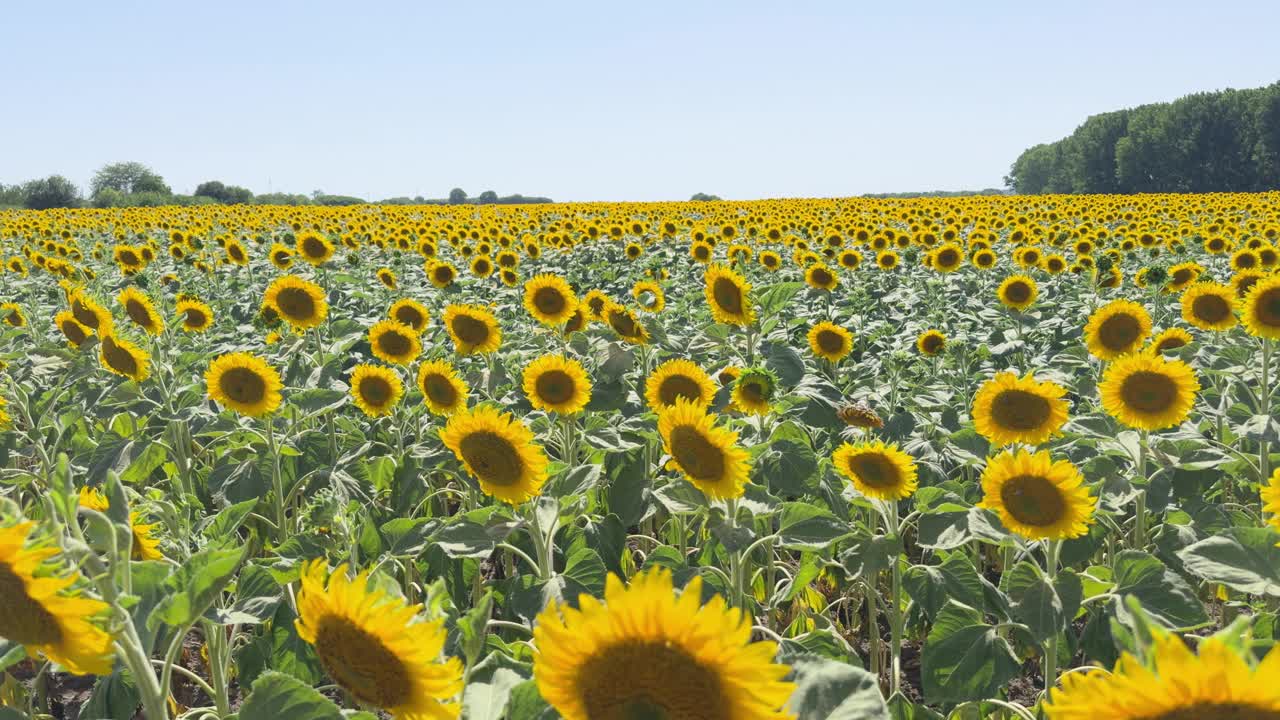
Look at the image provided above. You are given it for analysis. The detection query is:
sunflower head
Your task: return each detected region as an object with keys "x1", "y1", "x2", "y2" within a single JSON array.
[
  {"x1": 1, "y1": 302, "x2": 26, "y2": 328},
  {"x1": 657, "y1": 398, "x2": 750, "y2": 500},
  {"x1": 972, "y1": 372, "x2": 1069, "y2": 447},
  {"x1": 205, "y1": 352, "x2": 283, "y2": 417},
  {"x1": 807, "y1": 321, "x2": 853, "y2": 363},
  {"x1": 833, "y1": 440, "x2": 918, "y2": 501},
  {"x1": 804, "y1": 263, "x2": 839, "y2": 291},
  {"x1": 704, "y1": 265, "x2": 756, "y2": 326},
  {"x1": 296, "y1": 231, "x2": 335, "y2": 266},
  {"x1": 439, "y1": 405, "x2": 549, "y2": 505},
  {"x1": 524, "y1": 274, "x2": 579, "y2": 326},
  {"x1": 645, "y1": 359, "x2": 717, "y2": 413},
  {"x1": 1147, "y1": 327, "x2": 1194, "y2": 355},
  {"x1": 523, "y1": 354, "x2": 592, "y2": 415},
  {"x1": 997, "y1": 274, "x2": 1038, "y2": 311},
  {"x1": 116, "y1": 287, "x2": 163, "y2": 335},
  {"x1": 1099, "y1": 352, "x2": 1199, "y2": 431},
  {"x1": 582, "y1": 290, "x2": 611, "y2": 321},
  {"x1": 176, "y1": 297, "x2": 214, "y2": 333},
  {"x1": 603, "y1": 302, "x2": 649, "y2": 345},
  {"x1": 979, "y1": 449, "x2": 1093, "y2": 541},
  {"x1": 1084, "y1": 299, "x2": 1152, "y2": 360},
  {"x1": 349, "y1": 364, "x2": 404, "y2": 418},
  {"x1": 416, "y1": 359, "x2": 469, "y2": 416},
  {"x1": 1242, "y1": 273, "x2": 1280, "y2": 340},
  {"x1": 389, "y1": 298, "x2": 430, "y2": 333},
  {"x1": 731, "y1": 367, "x2": 777, "y2": 416},
  {"x1": 1180, "y1": 281, "x2": 1237, "y2": 331},
  {"x1": 369, "y1": 319, "x2": 422, "y2": 365},
  {"x1": 99, "y1": 332, "x2": 151, "y2": 382},
  {"x1": 264, "y1": 275, "x2": 329, "y2": 330},
  {"x1": 55, "y1": 311, "x2": 91, "y2": 347},
  {"x1": 631, "y1": 280, "x2": 665, "y2": 313},
  {"x1": 442, "y1": 304, "x2": 502, "y2": 355},
  {"x1": 916, "y1": 329, "x2": 947, "y2": 356}
]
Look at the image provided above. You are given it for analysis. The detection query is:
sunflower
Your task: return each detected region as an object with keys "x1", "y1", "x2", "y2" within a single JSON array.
[
  {"x1": 657, "y1": 398, "x2": 750, "y2": 499},
  {"x1": 264, "y1": 275, "x2": 329, "y2": 331},
  {"x1": 416, "y1": 359, "x2": 469, "y2": 416},
  {"x1": 916, "y1": 329, "x2": 946, "y2": 356},
  {"x1": 176, "y1": 297, "x2": 214, "y2": 333},
  {"x1": 377, "y1": 267, "x2": 398, "y2": 290},
  {"x1": 1232, "y1": 270, "x2": 1266, "y2": 299},
  {"x1": 130, "y1": 512, "x2": 163, "y2": 561},
  {"x1": 1083, "y1": 299, "x2": 1152, "y2": 360},
  {"x1": 1165, "y1": 261, "x2": 1203, "y2": 292},
  {"x1": 631, "y1": 280, "x2": 665, "y2": 313},
  {"x1": 1179, "y1": 281, "x2": 1237, "y2": 331},
  {"x1": 98, "y1": 332, "x2": 151, "y2": 382},
  {"x1": 1147, "y1": 327, "x2": 1193, "y2": 355},
  {"x1": 205, "y1": 352, "x2": 283, "y2": 417},
  {"x1": 296, "y1": 231, "x2": 335, "y2": 266},
  {"x1": 115, "y1": 287, "x2": 163, "y2": 335},
  {"x1": 931, "y1": 243, "x2": 965, "y2": 272},
  {"x1": 603, "y1": 302, "x2": 649, "y2": 345},
  {"x1": 523, "y1": 354, "x2": 592, "y2": 415},
  {"x1": 470, "y1": 256, "x2": 494, "y2": 278},
  {"x1": 972, "y1": 249, "x2": 998, "y2": 270},
  {"x1": 524, "y1": 274, "x2": 578, "y2": 327},
  {"x1": 972, "y1": 372, "x2": 1069, "y2": 447},
  {"x1": 997, "y1": 274, "x2": 1038, "y2": 311},
  {"x1": 804, "y1": 263, "x2": 839, "y2": 291},
  {"x1": 0, "y1": 521, "x2": 115, "y2": 675},
  {"x1": 533, "y1": 568, "x2": 794, "y2": 720},
  {"x1": 1242, "y1": 274, "x2": 1280, "y2": 340},
  {"x1": 427, "y1": 262, "x2": 457, "y2": 288},
  {"x1": 1045, "y1": 629, "x2": 1280, "y2": 720},
  {"x1": 877, "y1": 251, "x2": 900, "y2": 270},
  {"x1": 645, "y1": 359, "x2": 717, "y2": 413},
  {"x1": 838, "y1": 400, "x2": 884, "y2": 429},
  {"x1": 296, "y1": 560, "x2": 463, "y2": 720},
  {"x1": 369, "y1": 320, "x2": 422, "y2": 365},
  {"x1": 441, "y1": 304, "x2": 502, "y2": 355},
  {"x1": 1098, "y1": 352, "x2": 1199, "y2": 431},
  {"x1": 349, "y1": 364, "x2": 404, "y2": 418},
  {"x1": 439, "y1": 405, "x2": 549, "y2": 505},
  {"x1": 225, "y1": 239, "x2": 249, "y2": 266},
  {"x1": 832, "y1": 440, "x2": 918, "y2": 501},
  {"x1": 759, "y1": 250, "x2": 783, "y2": 271},
  {"x1": 731, "y1": 368, "x2": 776, "y2": 416},
  {"x1": 55, "y1": 311, "x2": 91, "y2": 347},
  {"x1": 562, "y1": 307, "x2": 588, "y2": 336},
  {"x1": 978, "y1": 449, "x2": 1093, "y2": 540},
  {"x1": 807, "y1": 321, "x2": 854, "y2": 362},
  {"x1": 269, "y1": 243, "x2": 295, "y2": 270},
  {"x1": 704, "y1": 264, "x2": 756, "y2": 326},
  {"x1": 582, "y1": 290, "x2": 611, "y2": 321},
  {"x1": 70, "y1": 291, "x2": 111, "y2": 332},
  {"x1": 78, "y1": 486, "x2": 110, "y2": 512},
  {"x1": 389, "y1": 299, "x2": 430, "y2": 333}
]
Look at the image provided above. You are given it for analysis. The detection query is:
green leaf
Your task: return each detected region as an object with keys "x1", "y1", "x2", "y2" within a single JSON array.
[
  {"x1": 783, "y1": 653, "x2": 889, "y2": 720},
  {"x1": 382, "y1": 517, "x2": 439, "y2": 556},
  {"x1": 149, "y1": 546, "x2": 245, "y2": 629},
  {"x1": 840, "y1": 533, "x2": 903, "y2": 582},
  {"x1": 432, "y1": 518, "x2": 496, "y2": 559},
  {"x1": 461, "y1": 652, "x2": 531, "y2": 720},
  {"x1": 458, "y1": 592, "x2": 494, "y2": 666},
  {"x1": 1178, "y1": 527, "x2": 1280, "y2": 597},
  {"x1": 757, "y1": 281, "x2": 805, "y2": 318},
  {"x1": 915, "y1": 506, "x2": 971, "y2": 550},
  {"x1": 80, "y1": 669, "x2": 139, "y2": 720},
  {"x1": 1002, "y1": 561, "x2": 1080, "y2": 642},
  {"x1": 504, "y1": 679, "x2": 558, "y2": 720},
  {"x1": 903, "y1": 552, "x2": 984, "y2": 621},
  {"x1": 238, "y1": 671, "x2": 345, "y2": 720},
  {"x1": 202, "y1": 498, "x2": 259, "y2": 541},
  {"x1": 564, "y1": 545, "x2": 608, "y2": 596},
  {"x1": 1112, "y1": 550, "x2": 1208, "y2": 627},
  {"x1": 0, "y1": 641, "x2": 25, "y2": 673},
  {"x1": 778, "y1": 502, "x2": 849, "y2": 550},
  {"x1": 606, "y1": 450, "x2": 651, "y2": 527},
  {"x1": 920, "y1": 602, "x2": 1021, "y2": 703},
  {"x1": 764, "y1": 341, "x2": 806, "y2": 386}
]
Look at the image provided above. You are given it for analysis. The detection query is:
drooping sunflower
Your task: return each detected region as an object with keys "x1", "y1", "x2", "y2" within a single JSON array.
[
  {"x1": 70, "y1": 291, "x2": 111, "y2": 332},
  {"x1": 645, "y1": 359, "x2": 717, "y2": 413},
  {"x1": 532, "y1": 568, "x2": 794, "y2": 720},
  {"x1": 295, "y1": 560, "x2": 463, "y2": 720},
  {"x1": 130, "y1": 512, "x2": 163, "y2": 561},
  {"x1": 376, "y1": 267, "x2": 398, "y2": 290},
  {"x1": 731, "y1": 368, "x2": 777, "y2": 416},
  {"x1": 978, "y1": 449, "x2": 1093, "y2": 540},
  {"x1": 997, "y1": 274, "x2": 1038, "y2": 311},
  {"x1": 704, "y1": 265, "x2": 756, "y2": 326},
  {"x1": 389, "y1": 299, "x2": 430, "y2": 334},
  {"x1": 833, "y1": 440, "x2": 918, "y2": 501},
  {"x1": 269, "y1": 243, "x2": 294, "y2": 270},
  {"x1": 1083, "y1": 299, "x2": 1152, "y2": 360},
  {"x1": 176, "y1": 297, "x2": 214, "y2": 333},
  {"x1": 55, "y1": 311, "x2": 91, "y2": 347},
  {"x1": 416, "y1": 359, "x2": 469, "y2": 416},
  {"x1": 349, "y1": 364, "x2": 404, "y2": 418},
  {"x1": 1242, "y1": 273, "x2": 1280, "y2": 340},
  {"x1": 524, "y1": 274, "x2": 579, "y2": 327},
  {"x1": 804, "y1": 263, "x2": 839, "y2": 291},
  {"x1": 264, "y1": 275, "x2": 329, "y2": 331},
  {"x1": 1147, "y1": 327, "x2": 1193, "y2": 355},
  {"x1": 1045, "y1": 629, "x2": 1280, "y2": 720},
  {"x1": 657, "y1": 398, "x2": 750, "y2": 499},
  {"x1": 441, "y1": 304, "x2": 502, "y2": 355},
  {"x1": 807, "y1": 321, "x2": 853, "y2": 363},
  {"x1": 205, "y1": 352, "x2": 283, "y2": 417},
  {"x1": 916, "y1": 329, "x2": 947, "y2": 356},
  {"x1": 369, "y1": 320, "x2": 422, "y2": 365},
  {"x1": 1, "y1": 302, "x2": 25, "y2": 328},
  {"x1": 439, "y1": 405, "x2": 549, "y2": 505},
  {"x1": 563, "y1": 307, "x2": 588, "y2": 335},
  {"x1": 296, "y1": 231, "x2": 335, "y2": 266},
  {"x1": 1179, "y1": 281, "x2": 1237, "y2": 331},
  {"x1": 972, "y1": 372, "x2": 1069, "y2": 447},
  {"x1": 1098, "y1": 352, "x2": 1199, "y2": 431},
  {"x1": 603, "y1": 302, "x2": 649, "y2": 345},
  {"x1": 523, "y1": 354, "x2": 592, "y2": 415},
  {"x1": 631, "y1": 280, "x2": 665, "y2": 313},
  {"x1": 98, "y1": 332, "x2": 151, "y2": 382},
  {"x1": 116, "y1": 287, "x2": 163, "y2": 335},
  {"x1": 0, "y1": 521, "x2": 115, "y2": 676}
]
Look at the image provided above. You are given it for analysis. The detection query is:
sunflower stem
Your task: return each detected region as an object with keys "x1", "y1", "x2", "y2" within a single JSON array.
[
  {"x1": 887, "y1": 500, "x2": 904, "y2": 697},
  {"x1": 1042, "y1": 539, "x2": 1062, "y2": 698},
  {"x1": 1134, "y1": 431, "x2": 1149, "y2": 549},
  {"x1": 1260, "y1": 339, "x2": 1272, "y2": 495},
  {"x1": 266, "y1": 416, "x2": 288, "y2": 544}
]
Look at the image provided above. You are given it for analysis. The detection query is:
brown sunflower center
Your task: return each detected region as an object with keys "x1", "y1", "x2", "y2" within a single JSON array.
[
  {"x1": 302, "y1": 237, "x2": 329, "y2": 259},
  {"x1": 1171, "y1": 268, "x2": 1193, "y2": 285},
  {"x1": 810, "y1": 268, "x2": 834, "y2": 286},
  {"x1": 1192, "y1": 294, "x2": 1232, "y2": 323},
  {"x1": 125, "y1": 299, "x2": 153, "y2": 328},
  {"x1": 658, "y1": 375, "x2": 705, "y2": 407},
  {"x1": 711, "y1": 278, "x2": 743, "y2": 315},
  {"x1": 533, "y1": 287, "x2": 567, "y2": 316},
  {"x1": 272, "y1": 250, "x2": 291, "y2": 265},
  {"x1": 668, "y1": 425, "x2": 726, "y2": 482},
  {"x1": 587, "y1": 296, "x2": 607, "y2": 316},
  {"x1": 423, "y1": 374, "x2": 458, "y2": 407},
  {"x1": 450, "y1": 315, "x2": 491, "y2": 346},
  {"x1": 1004, "y1": 282, "x2": 1032, "y2": 304},
  {"x1": 608, "y1": 310, "x2": 642, "y2": 338},
  {"x1": 738, "y1": 381, "x2": 766, "y2": 404},
  {"x1": 229, "y1": 245, "x2": 245, "y2": 261},
  {"x1": 816, "y1": 329, "x2": 846, "y2": 354},
  {"x1": 458, "y1": 431, "x2": 524, "y2": 486},
  {"x1": 0, "y1": 562, "x2": 65, "y2": 647},
  {"x1": 184, "y1": 307, "x2": 208, "y2": 327},
  {"x1": 393, "y1": 306, "x2": 425, "y2": 330},
  {"x1": 73, "y1": 302, "x2": 101, "y2": 329},
  {"x1": 921, "y1": 335, "x2": 944, "y2": 354},
  {"x1": 219, "y1": 367, "x2": 267, "y2": 404},
  {"x1": 102, "y1": 337, "x2": 139, "y2": 376},
  {"x1": 999, "y1": 474, "x2": 1065, "y2": 527},
  {"x1": 377, "y1": 329, "x2": 413, "y2": 357},
  {"x1": 61, "y1": 320, "x2": 88, "y2": 344},
  {"x1": 535, "y1": 370, "x2": 575, "y2": 405},
  {"x1": 577, "y1": 641, "x2": 727, "y2": 720},
  {"x1": 313, "y1": 615, "x2": 412, "y2": 710},
  {"x1": 276, "y1": 287, "x2": 317, "y2": 321},
  {"x1": 358, "y1": 375, "x2": 393, "y2": 407},
  {"x1": 1097, "y1": 313, "x2": 1142, "y2": 351},
  {"x1": 937, "y1": 249, "x2": 960, "y2": 266},
  {"x1": 434, "y1": 267, "x2": 454, "y2": 284},
  {"x1": 1155, "y1": 335, "x2": 1188, "y2": 352},
  {"x1": 846, "y1": 453, "x2": 902, "y2": 489},
  {"x1": 1254, "y1": 288, "x2": 1280, "y2": 328},
  {"x1": 1147, "y1": 704, "x2": 1280, "y2": 720},
  {"x1": 990, "y1": 389, "x2": 1051, "y2": 431},
  {"x1": 1120, "y1": 371, "x2": 1178, "y2": 414}
]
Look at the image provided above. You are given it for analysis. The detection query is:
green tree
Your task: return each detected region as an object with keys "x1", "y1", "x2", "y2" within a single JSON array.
[
  {"x1": 477, "y1": 190, "x2": 498, "y2": 204},
  {"x1": 23, "y1": 175, "x2": 81, "y2": 209},
  {"x1": 90, "y1": 161, "x2": 170, "y2": 198},
  {"x1": 448, "y1": 188, "x2": 468, "y2": 204}
]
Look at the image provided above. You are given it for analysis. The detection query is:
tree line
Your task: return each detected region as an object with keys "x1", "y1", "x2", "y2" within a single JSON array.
[
  {"x1": 1006, "y1": 81, "x2": 1280, "y2": 195},
  {"x1": 0, "y1": 163, "x2": 553, "y2": 210}
]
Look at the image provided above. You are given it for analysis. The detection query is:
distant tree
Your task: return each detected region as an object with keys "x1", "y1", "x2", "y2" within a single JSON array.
[
  {"x1": 313, "y1": 194, "x2": 366, "y2": 206},
  {"x1": 254, "y1": 193, "x2": 311, "y2": 206},
  {"x1": 195, "y1": 181, "x2": 253, "y2": 204},
  {"x1": 448, "y1": 188, "x2": 468, "y2": 204},
  {"x1": 23, "y1": 175, "x2": 81, "y2": 210},
  {"x1": 477, "y1": 190, "x2": 499, "y2": 204},
  {"x1": 690, "y1": 192, "x2": 722, "y2": 201},
  {"x1": 90, "y1": 162, "x2": 170, "y2": 199},
  {"x1": 0, "y1": 183, "x2": 27, "y2": 208},
  {"x1": 194, "y1": 180, "x2": 227, "y2": 200}
]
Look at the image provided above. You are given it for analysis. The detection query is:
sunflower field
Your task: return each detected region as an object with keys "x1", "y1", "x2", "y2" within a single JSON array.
[{"x1": 1, "y1": 193, "x2": 1280, "y2": 720}]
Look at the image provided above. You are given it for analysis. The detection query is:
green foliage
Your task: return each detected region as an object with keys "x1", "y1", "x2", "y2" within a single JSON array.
[
  {"x1": 195, "y1": 180, "x2": 255, "y2": 204},
  {"x1": 22, "y1": 174, "x2": 81, "y2": 209},
  {"x1": 90, "y1": 161, "x2": 170, "y2": 198}
]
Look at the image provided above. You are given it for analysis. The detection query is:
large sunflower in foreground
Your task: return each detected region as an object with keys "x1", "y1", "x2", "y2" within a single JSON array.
[
  {"x1": 972, "y1": 372, "x2": 1069, "y2": 447},
  {"x1": 264, "y1": 275, "x2": 329, "y2": 331},
  {"x1": 657, "y1": 398, "x2": 750, "y2": 499},
  {"x1": 533, "y1": 569, "x2": 794, "y2": 720},
  {"x1": 523, "y1": 354, "x2": 592, "y2": 415},
  {"x1": 0, "y1": 521, "x2": 115, "y2": 675},
  {"x1": 644, "y1": 359, "x2": 717, "y2": 413},
  {"x1": 1084, "y1": 299, "x2": 1151, "y2": 360},
  {"x1": 349, "y1": 364, "x2": 404, "y2": 418},
  {"x1": 55, "y1": 310, "x2": 91, "y2": 347},
  {"x1": 807, "y1": 321, "x2": 854, "y2": 363},
  {"x1": 98, "y1": 332, "x2": 151, "y2": 382},
  {"x1": 832, "y1": 440, "x2": 918, "y2": 501},
  {"x1": 205, "y1": 352, "x2": 283, "y2": 417},
  {"x1": 442, "y1": 304, "x2": 502, "y2": 355},
  {"x1": 978, "y1": 449, "x2": 1093, "y2": 541},
  {"x1": 1179, "y1": 281, "x2": 1237, "y2": 331},
  {"x1": 1242, "y1": 273, "x2": 1280, "y2": 339},
  {"x1": 369, "y1": 320, "x2": 422, "y2": 365},
  {"x1": 116, "y1": 287, "x2": 163, "y2": 335},
  {"x1": 439, "y1": 405, "x2": 549, "y2": 505},
  {"x1": 296, "y1": 560, "x2": 463, "y2": 720},
  {"x1": 1098, "y1": 352, "x2": 1199, "y2": 431},
  {"x1": 416, "y1": 359, "x2": 469, "y2": 416},
  {"x1": 523, "y1": 274, "x2": 579, "y2": 327},
  {"x1": 1045, "y1": 630, "x2": 1280, "y2": 720},
  {"x1": 997, "y1": 274, "x2": 1038, "y2": 311},
  {"x1": 704, "y1": 264, "x2": 756, "y2": 326}
]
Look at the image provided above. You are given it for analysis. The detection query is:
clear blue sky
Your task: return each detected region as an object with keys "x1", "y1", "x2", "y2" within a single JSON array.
[{"x1": 5, "y1": 0, "x2": 1278, "y2": 202}]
